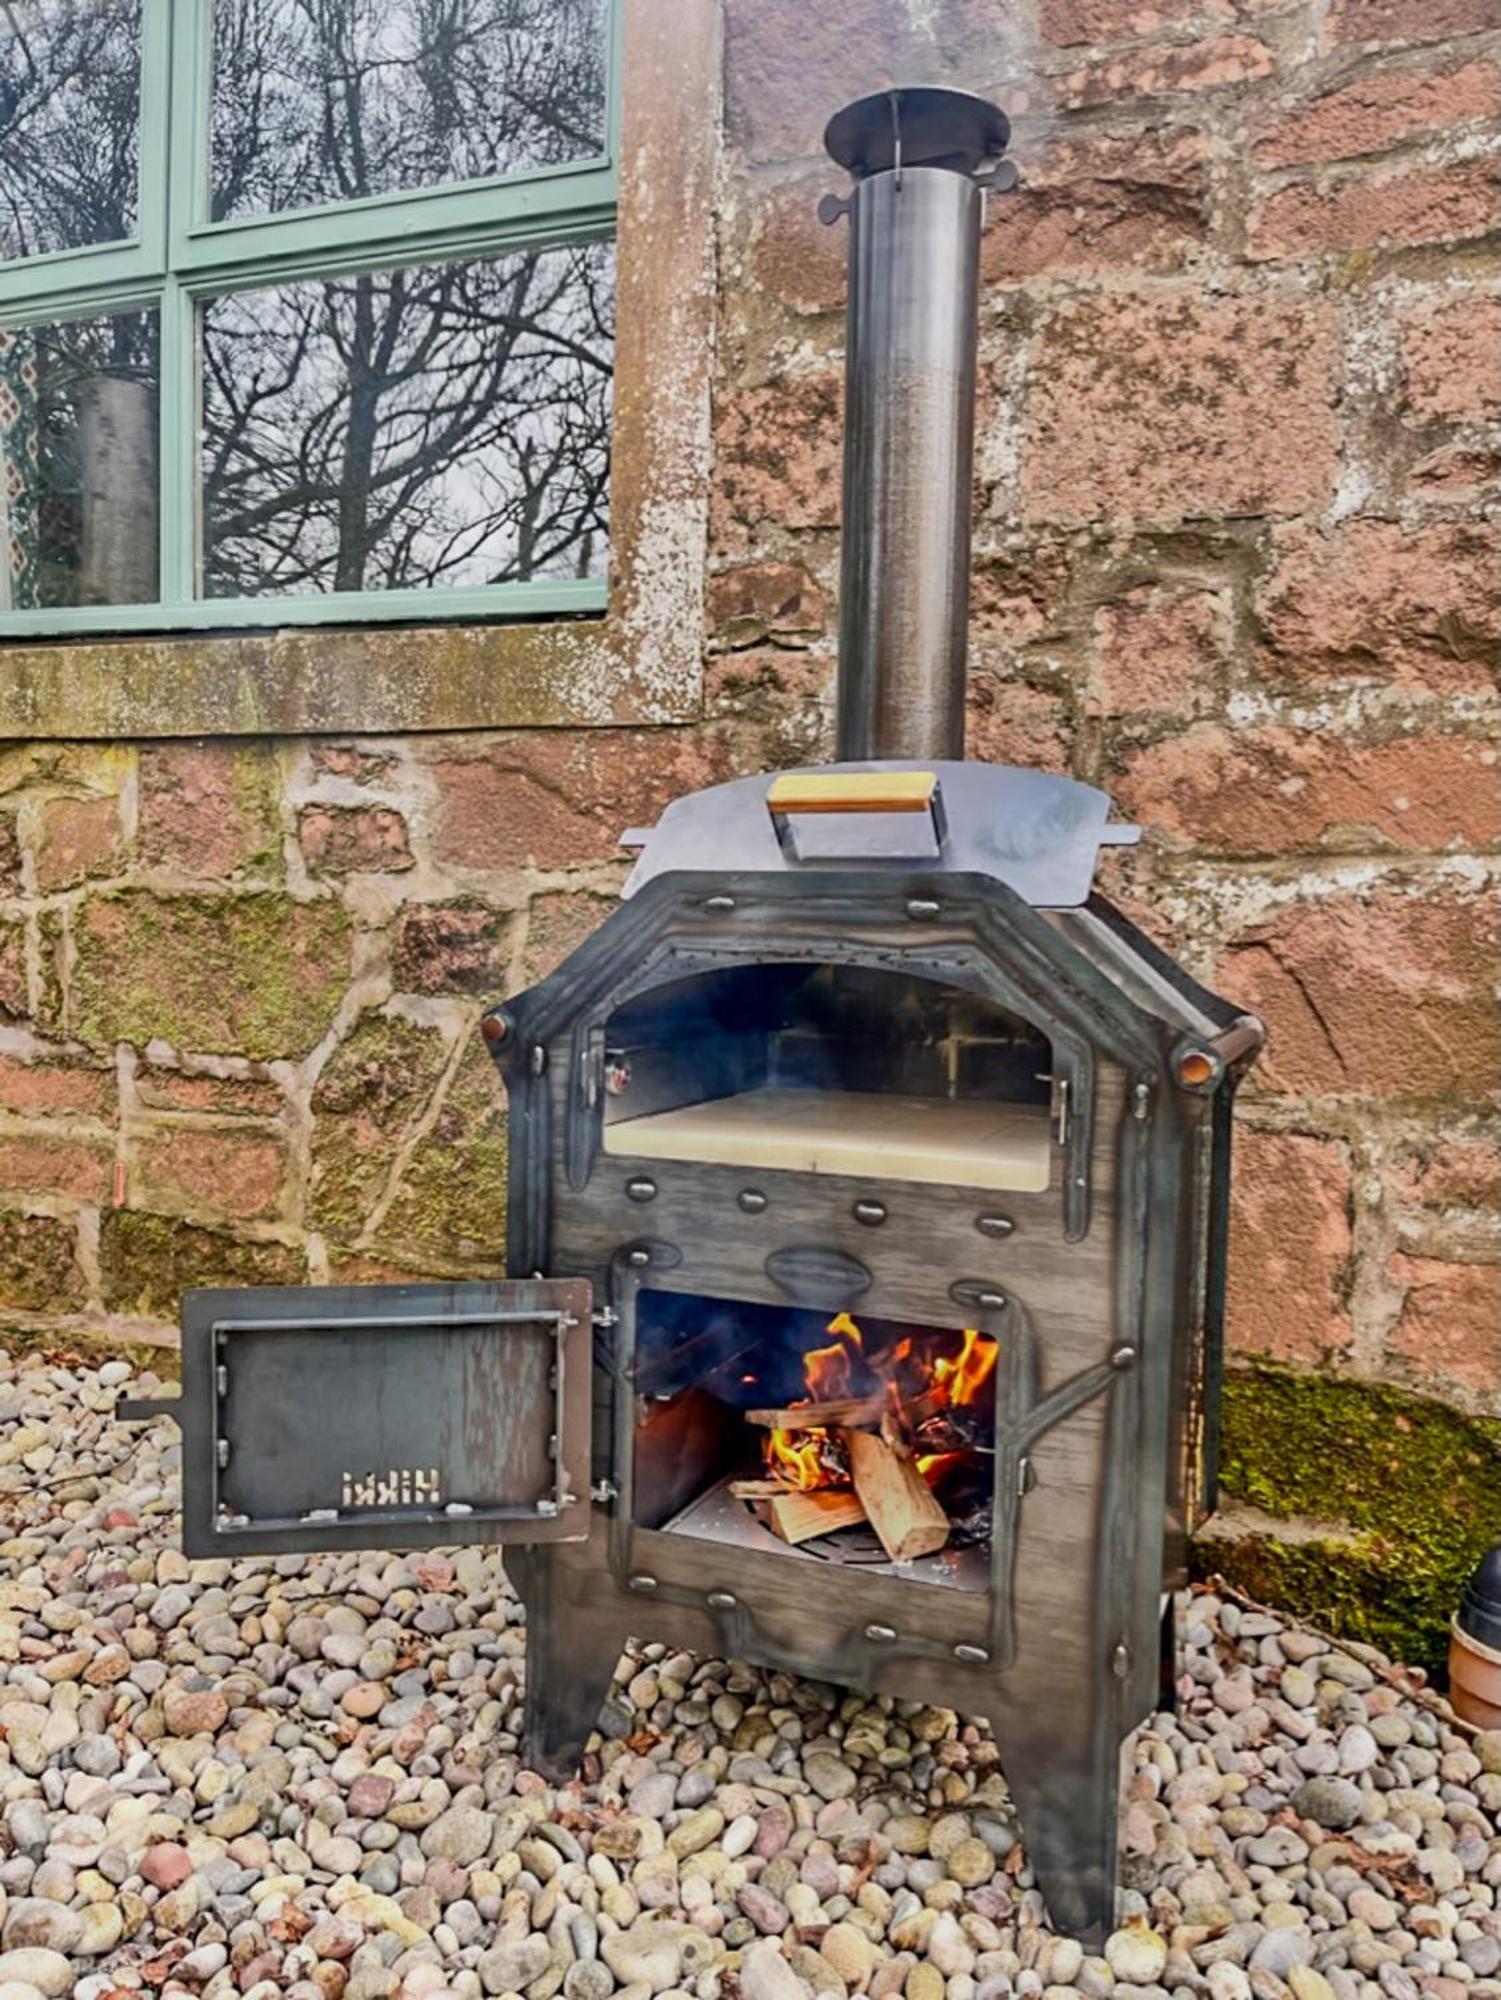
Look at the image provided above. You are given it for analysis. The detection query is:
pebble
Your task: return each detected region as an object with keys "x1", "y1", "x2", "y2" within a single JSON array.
[
  {"x1": 1105, "y1": 1922, "x2": 1167, "y2": 1984},
  {"x1": 0, "y1": 1358, "x2": 1495, "y2": 2000}
]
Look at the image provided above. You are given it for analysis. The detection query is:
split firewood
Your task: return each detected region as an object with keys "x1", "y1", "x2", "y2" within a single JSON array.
[
  {"x1": 767, "y1": 1487, "x2": 868, "y2": 1546},
  {"x1": 841, "y1": 1426, "x2": 950, "y2": 1563},
  {"x1": 727, "y1": 1478, "x2": 787, "y2": 1500},
  {"x1": 745, "y1": 1385, "x2": 944, "y2": 1433}
]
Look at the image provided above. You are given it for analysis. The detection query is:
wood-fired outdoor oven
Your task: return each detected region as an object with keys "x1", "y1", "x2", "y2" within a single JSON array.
[{"x1": 123, "y1": 88, "x2": 1264, "y2": 1942}]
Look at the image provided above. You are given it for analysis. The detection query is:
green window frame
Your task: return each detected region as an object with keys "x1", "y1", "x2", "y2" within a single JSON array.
[{"x1": 0, "y1": 0, "x2": 621, "y2": 639}]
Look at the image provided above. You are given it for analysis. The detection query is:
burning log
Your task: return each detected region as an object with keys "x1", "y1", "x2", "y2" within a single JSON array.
[
  {"x1": 745, "y1": 1384, "x2": 944, "y2": 1433},
  {"x1": 840, "y1": 1426, "x2": 950, "y2": 1563},
  {"x1": 767, "y1": 1488, "x2": 869, "y2": 1545}
]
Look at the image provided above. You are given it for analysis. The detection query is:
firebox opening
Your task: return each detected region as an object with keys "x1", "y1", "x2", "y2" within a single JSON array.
[
  {"x1": 601, "y1": 964, "x2": 1055, "y2": 1194},
  {"x1": 632, "y1": 1288, "x2": 996, "y2": 1592}
]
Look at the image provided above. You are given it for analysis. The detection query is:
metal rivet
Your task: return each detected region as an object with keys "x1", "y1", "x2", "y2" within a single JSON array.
[
  {"x1": 951, "y1": 1280, "x2": 1006, "y2": 1311},
  {"x1": 481, "y1": 1012, "x2": 509, "y2": 1046},
  {"x1": 1111, "y1": 1642, "x2": 1132, "y2": 1678},
  {"x1": 953, "y1": 1643, "x2": 990, "y2": 1665},
  {"x1": 529, "y1": 1046, "x2": 547, "y2": 1075},
  {"x1": 628, "y1": 1248, "x2": 652, "y2": 1268},
  {"x1": 852, "y1": 1199, "x2": 887, "y2": 1227},
  {"x1": 625, "y1": 1177, "x2": 657, "y2": 1204},
  {"x1": 704, "y1": 894, "x2": 736, "y2": 913},
  {"x1": 975, "y1": 1213, "x2": 1015, "y2": 1240},
  {"x1": 738, "y1": 1188, "x2": 768, "y2": 1214},
  {"x1": 906, "y1": 897, "x2": 941, "y2": 920},
  {"x1": 707, "y1": 1589, "x2": 738, "y2": 1610},
  {"x1": 865, "y1": 1623, "x2": 898, "y2": 1643},
  {"x1": 627, "y1": 1573, "x2": 658, "y2": 1593},
  {"x1": 1111, "y1": 1345, "x2": 1137, "y2": 1370}
]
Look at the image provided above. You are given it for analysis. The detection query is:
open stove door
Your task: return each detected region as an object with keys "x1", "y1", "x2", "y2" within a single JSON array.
[{"x1": 119, "y1": 1279, "x2": 592, "y2": 1559}]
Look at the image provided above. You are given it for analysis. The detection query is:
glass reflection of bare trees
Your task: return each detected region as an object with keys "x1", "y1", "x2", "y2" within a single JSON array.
[
  {"x1": 0, "y1": 0, "x2": 142, "y2": 260},
  {"x1": 0, "y1": 0, "x2": 614, "y2": 605},
  {"x1": 210, "y1": 0, "x2": 608, "y2": 219},
  {"x1": 202, "y1": 242, "x2": 613, "y2": 596}
]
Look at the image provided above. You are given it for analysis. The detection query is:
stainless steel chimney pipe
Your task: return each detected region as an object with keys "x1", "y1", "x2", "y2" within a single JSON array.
[{"x1": 823, "y1": 89, "x2": 1013, "y2": 763}]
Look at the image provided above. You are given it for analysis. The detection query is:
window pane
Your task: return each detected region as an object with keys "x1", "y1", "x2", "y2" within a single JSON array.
[
  {"x1": 0, "y1": 309, "x2": 159, "y2": 610},
  {"x1": 0, "y1": 1, "x2": 141, "y2": 261},
  {"x1": 210, "y1": 0, "x2": 608, "y2": 222},
  {"x1": 201, "y1": 243, "x2": 612, "y2": 598}
]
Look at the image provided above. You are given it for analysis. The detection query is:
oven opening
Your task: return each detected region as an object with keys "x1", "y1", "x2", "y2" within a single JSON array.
[
  {"x1": 600, "y1": 964, "x2": 1056, "y2": 1195},
  {"x1": 632, "y1": 1289, "x2": 996, "y2": 1592}
]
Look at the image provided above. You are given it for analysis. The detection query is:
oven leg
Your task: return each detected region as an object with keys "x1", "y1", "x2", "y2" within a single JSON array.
[
  {"x1": 998, "y1": 1726, "x2": 1122, "y2": 1951},
  {"x1": 506, "y1": 1546, "x2": 629, "y2": 1781}
]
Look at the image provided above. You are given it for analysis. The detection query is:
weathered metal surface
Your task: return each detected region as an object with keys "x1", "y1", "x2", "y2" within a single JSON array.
[
  {"x1": 123, "y1": 1280, "x2": 592, "y2": 1556},
  {"x1": 621, "y1": 762, "x2": 1139, "y2": 908}
]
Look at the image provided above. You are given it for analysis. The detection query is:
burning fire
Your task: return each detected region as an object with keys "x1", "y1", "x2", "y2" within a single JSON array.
[
  {"x1": 763, "y1": 1312, "x2": 997, "y2": 1493},
  {"x1": 933, "y1": 1326, "x2": 998, "y2": 1408}
]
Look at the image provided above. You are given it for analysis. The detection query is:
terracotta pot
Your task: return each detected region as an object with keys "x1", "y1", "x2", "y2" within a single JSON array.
[{"x1": 1449, "y1": 1617, "x2": 1501, "y2": 1731}]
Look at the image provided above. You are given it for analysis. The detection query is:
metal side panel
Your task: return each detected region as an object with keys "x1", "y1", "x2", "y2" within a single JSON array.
[{"x1": 122, "y1": 1280, "x2": 592, "y2": 1558}]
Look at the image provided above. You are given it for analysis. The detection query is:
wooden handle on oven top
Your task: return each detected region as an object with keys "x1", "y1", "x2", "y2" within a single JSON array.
[{"x1": 766, "y1": 770, "x2": 939, "y2": 816}]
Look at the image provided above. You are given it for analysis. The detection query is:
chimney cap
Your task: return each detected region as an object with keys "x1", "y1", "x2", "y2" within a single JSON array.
[{"x1": 824, "y1": 86, "x2": 1010, "y2": 181}]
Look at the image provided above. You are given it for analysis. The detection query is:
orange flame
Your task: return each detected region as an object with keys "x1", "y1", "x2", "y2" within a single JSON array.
[
  {"x1": 762, "y1": 1313, "x2": 997, "y2": 1495},
  {"x1": 765, "y1": 1427, "x2": 838, "y2": 1491},
  {"x1": 934, "y1": 1326, "x2": 998, "y2": 1408}
]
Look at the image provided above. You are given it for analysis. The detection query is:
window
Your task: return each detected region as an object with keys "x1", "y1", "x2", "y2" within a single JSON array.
[{"x1": 0, "y1": 0, "x2": 617, "y2": 636}]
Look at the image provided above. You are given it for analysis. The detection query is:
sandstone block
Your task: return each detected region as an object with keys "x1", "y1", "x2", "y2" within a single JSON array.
[
  {"x1": 0, "y1": 1135, "x2": 112, "y2": 1204},
  {"x1": 1115, "y1": 725, "x2": 1500, "y2": 853},
  {"x1": 713, "y1": 373, "x2": 843, "y2": 537},
  {"x1": 1323, "y1": 0, "x2": 1501, "y2": 45},
  {"x1": 1023, "y1": 294, "x2": 1338, "y2": 524},
  {"x1": 393, "y1": 901, "x2": 512, "y2": 996},
  {"x1": 1253, "y1": 59, "x2": 1499, "y2": 168},
  {"x1": 379, "y1": 1040, "x2": 509, "y2": 1261},
  {"x1": 99, "y1": 1210, "x2": 302, "y2": 1317},
  {"x1": 0, "y1": 1212, "x2": 84, "y2": 1311},
  {"x1": 708, "y1": 563, "x2": 826, "y2": 649},
  {"x1": 1388, "y1": 1137, "x2": 1501, "y2": 1212},
  {"x1": 1218, "y1": 888, "x2": 1499, "y2": 1100},
  {"x1": 1385, "y1": 1254, "x2": 1501, "y2": 1395},
  {"x1": 1056, "y1": 33, "x2": 1273, "y2": 109},
  {"x1": 1250, "y1": 160, "x2": 1497, "y2": 259},
  {"x1": 1034, "y1": 0, "x2": 1288, "y2": 45},
  {"x1": 1227, "y1": 1132, "x2": 1354, "y2": 1362},
  {"x1": 1257, "y1": 519, "x2": 1500, "y2": 691},
  {"x1": 138, "y1": 741, "x2": 281, "y2": 881},
  {"x1": 32, "y1": 795, "x2": 124, "y2": 893},
  {"x1": 1089, "y1": 584, "x2": 1224, "y2": 716},
  {"x1": 982, "y1": 130, "x2": 1210, "y2": 281},
  {"x1": 309, "y1": 1013, "x2": 451, "y2": 1238},
  {"x1": 426, "y1": 730, "x2": 732, "y2": 874},
  {"x1": 136, "y1": 1130, "x2": 285, "y2": 1222},
  {"x1": 70, "y1": 892, "x2": 353, "y2": 1061},
  {"x1": 0, "y1": 1054, "x2": 115, "y2": 1120},
  {"x1": 1400, "y1": 293, "x2": 1501, "y2": 425},
  {"x1": 749, "y1": 181, "x2": 847, "y2": 314},
  {"x1": 298, "y1": 804, "x2": 414, "y2": 876}
]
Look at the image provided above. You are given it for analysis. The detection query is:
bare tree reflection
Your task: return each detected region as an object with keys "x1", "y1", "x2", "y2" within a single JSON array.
[
  {"x1": 202, "y1": 242, "x2": 612, "y2": 595},
  {"x1": 211, "y1": 0, "x2": 607, "y2": 220},
  {"x1": 0, "y1": 0, "x2": 141, "y2": 260}
]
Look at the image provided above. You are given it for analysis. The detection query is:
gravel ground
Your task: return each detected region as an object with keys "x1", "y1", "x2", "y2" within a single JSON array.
[{"x1": 1, "y1": 1347, "x2": 1500, "y2": 2000}]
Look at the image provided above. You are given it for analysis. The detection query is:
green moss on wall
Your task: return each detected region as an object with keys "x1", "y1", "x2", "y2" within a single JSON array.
[
  {"x1": 100, "y1": 1211, "x2": 303, "y2": 1318},
  {"x1": 309, "y1": 1012, "x2": 452, "y2": 1236},
  {"x1": 1197, "y1": 1362, "x2": 1501, "y2": 1677},
  {"x1": 70, "y1": 892, "x2": 352, "y2": 1061}
]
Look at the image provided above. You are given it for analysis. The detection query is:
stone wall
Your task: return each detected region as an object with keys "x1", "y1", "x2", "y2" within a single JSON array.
[{"x1": 0, "y1": 0, "x2": 1496, "y2": 1436}]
